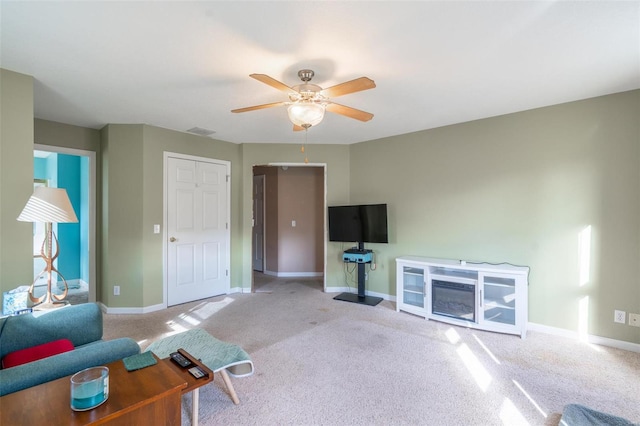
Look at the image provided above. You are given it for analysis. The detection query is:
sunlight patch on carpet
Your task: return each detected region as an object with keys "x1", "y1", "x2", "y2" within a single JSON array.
[
  {"x1": 166, "y1": 298, "x2": 236, "y2": 333},
  {"x1": 191, "y1": 297, "x2": 235, "y2": 320},
  {"x1": 445, "y1": 327, "x2": 461, "y2": 344},
  {"x1": 457, "y1": 343, "x2": 492, "y2": 391},
  {"x1": 500, "y1": 397, "x2": 529, "y2": 425},
  {"x1": 473, "y1": 333, "x2": 501, "y2": 365},
  {"x1": 513, "y1": 379, "x2": 547, "y2": 419}
]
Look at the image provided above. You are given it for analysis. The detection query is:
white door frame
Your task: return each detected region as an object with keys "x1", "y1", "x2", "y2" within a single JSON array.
[
  {"x1": 33, "y1": 144, "x2": 97, "y2": 303},
  {"x1": 163, "y1": 151, "x2": 231, "y2": 307},
  {"x1": 265, "y1": 162, "x2": 327, "y2": 292},
  {"x1": 252, "y1": 174, "x2": 265, "y2": 272}
]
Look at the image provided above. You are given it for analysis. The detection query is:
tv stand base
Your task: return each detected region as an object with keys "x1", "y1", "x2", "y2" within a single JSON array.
[{"x1": 333, "y1": 292, "x2": 382, "y2": 306}]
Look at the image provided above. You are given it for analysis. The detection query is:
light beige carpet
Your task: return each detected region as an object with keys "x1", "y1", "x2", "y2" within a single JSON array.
[{"x1": 102, "y1": 275, "x2": 640, "y2": 426}]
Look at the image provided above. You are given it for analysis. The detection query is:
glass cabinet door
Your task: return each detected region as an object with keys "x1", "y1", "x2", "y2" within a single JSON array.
[
  {"x1": 481, "y1": 274, "x2": 516, "y2": 326},
  {"x1": 402, "y1": 266, "x2": 425, "y2": 308}
]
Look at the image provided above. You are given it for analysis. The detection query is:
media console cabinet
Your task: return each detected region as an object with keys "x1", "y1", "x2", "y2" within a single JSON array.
[{"x1": 396, "y1": 256, "x2": 529, "y2": 338}]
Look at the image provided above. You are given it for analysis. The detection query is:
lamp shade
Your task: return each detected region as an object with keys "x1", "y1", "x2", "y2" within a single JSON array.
[
  {"x1": 287, "y1": 101, "x2": 325, "y2": 127},
  {"x1": 17, "y1": 187, "x2": 78, "y2": 223}
]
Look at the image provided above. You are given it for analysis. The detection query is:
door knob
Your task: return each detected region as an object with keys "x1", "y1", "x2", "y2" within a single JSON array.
[{"x1": 170, "y1": 237, "x2": 177, "y2": 242}]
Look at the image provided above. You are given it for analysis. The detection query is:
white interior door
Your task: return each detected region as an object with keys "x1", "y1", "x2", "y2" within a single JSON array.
[
  {"x1": 167, "y1": 156, "x2": 229, "y2": 306},
  {"x1": 252, "y1": 174, "x2": 265, "y2": 272}
]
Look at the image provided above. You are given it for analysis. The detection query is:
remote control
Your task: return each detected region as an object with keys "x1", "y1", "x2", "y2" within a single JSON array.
[
  {"x1": 170, "y1": 351, "x2": 192, "y2": 368},
  {"x1": 188, "y1": 366, "x2": 207, "y2": 379}
]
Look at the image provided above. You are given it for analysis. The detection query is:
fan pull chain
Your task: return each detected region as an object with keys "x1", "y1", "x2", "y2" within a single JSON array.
[{"x1": 302, "y1": 124, "x2": 310, "y2": 164}]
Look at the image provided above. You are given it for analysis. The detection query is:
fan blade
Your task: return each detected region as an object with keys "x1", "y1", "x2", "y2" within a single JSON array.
[
  {"x1": 250, "y1": 74, "x2": 297, "y2": 94},
  {"x1": 325, "y1": 102, "x2": 374, "y2": 122},
  {"x1": 231, "y1": 102, "x2": 286, "y2": 113},
  {"x1": 320, "y1": 77, "x2": 376, "y2": 98}
]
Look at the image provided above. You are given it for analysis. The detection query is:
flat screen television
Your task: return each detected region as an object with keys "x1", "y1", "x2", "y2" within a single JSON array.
[{"x1": 328, "y1": 203, "x2": 388, "y2": 244}]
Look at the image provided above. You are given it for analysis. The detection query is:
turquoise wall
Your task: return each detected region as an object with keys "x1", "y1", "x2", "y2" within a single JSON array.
[
  {"x1": 80, "y1": 156, "x2": 89, "y2": 283},
  {"x1": 34, "y1": 158, "x2": 47, "y2": 180},
  {"x1": 32, "y1": 153, "x2": 84, "y2": 282},
  {"x1": 57, "y1": 154, "x2": 81, "y2": 281}
]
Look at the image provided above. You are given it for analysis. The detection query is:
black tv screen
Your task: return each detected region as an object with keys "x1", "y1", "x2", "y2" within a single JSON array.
[{"x1": 328, "y1": 204, "x2": 388, "y2": 243}]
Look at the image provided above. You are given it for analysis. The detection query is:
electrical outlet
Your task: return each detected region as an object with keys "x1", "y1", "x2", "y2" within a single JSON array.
[
  {"x1": 114, "y1": 285, "x2": 120, "y2": 296},
  {"x1": 629, "y1": 313, "x2": 640, "y2": 327},
  {"x1": 614, "y1": 310, "x2": 626, "y2": 324}
]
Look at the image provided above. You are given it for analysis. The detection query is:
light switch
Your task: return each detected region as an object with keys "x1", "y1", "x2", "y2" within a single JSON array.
[
  {"x1": 292, "y1": 220, "x2": 296, "y2": 227},
  {"x1": 153, "y1": 224, "x2": 160, "y2": 234}
]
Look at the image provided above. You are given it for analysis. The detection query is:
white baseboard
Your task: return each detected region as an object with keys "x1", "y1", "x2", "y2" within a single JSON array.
[
  {"x1": 98, "y1": 302, "x2": 166, "y2": 315},
  {"x1": 528, "y1": 322, "x2": 640, "y2": 353},
  {"x1": 263, "y1": 270, "x2": 323, "y2": 278}
]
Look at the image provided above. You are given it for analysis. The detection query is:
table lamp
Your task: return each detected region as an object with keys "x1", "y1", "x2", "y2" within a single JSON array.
[{"x1": 17, "y1": 186, "x2": 78, "y2": 310}]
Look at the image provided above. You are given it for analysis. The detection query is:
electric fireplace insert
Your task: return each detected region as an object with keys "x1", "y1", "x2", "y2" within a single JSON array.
[{"x1": 431, "y1": 278, "x2": 476, "y2": 322}]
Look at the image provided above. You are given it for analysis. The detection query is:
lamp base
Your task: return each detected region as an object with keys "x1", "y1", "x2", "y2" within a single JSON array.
[
  {"x1": 32, "y1": 300, "x2": 69, "y2": 311},
  {"x1": 29, "y1": 227, "x2": 70, "y2": 310}
]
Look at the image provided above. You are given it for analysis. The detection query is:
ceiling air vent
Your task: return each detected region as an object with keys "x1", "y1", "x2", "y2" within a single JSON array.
[{"x1": 186, "y1": 127, "x2": 216, "y2": 137}]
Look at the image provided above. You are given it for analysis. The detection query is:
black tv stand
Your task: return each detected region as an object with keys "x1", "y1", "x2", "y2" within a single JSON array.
[
  {"x1": 334, "y1": 291, "x2": 383, "y2": 306},
  {"x1": 334, "y1": 243, "x2": 383, "y2": 307}
]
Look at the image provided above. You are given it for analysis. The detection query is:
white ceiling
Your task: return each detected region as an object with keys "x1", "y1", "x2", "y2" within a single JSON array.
[{"x1": 1, "y1": 1, "x2": 638, "y2": 145}]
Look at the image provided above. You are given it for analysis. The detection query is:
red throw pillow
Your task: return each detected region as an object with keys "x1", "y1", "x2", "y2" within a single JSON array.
[{"x1": 2, "y1": 339, "x2": 75, "y2": 369}]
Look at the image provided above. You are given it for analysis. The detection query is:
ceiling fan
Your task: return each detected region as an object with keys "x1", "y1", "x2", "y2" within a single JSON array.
[{"x1": 231, "y1": 69, "x2": 376, "y2": 130}]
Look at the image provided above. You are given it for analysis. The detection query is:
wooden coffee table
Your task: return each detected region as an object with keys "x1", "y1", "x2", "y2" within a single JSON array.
[
  {"x1": 161, "y1": 348, "x2": 214, "y2": 426},
  {"x1": 0, "y1": 353, "x2": 187, "y2": 425}
]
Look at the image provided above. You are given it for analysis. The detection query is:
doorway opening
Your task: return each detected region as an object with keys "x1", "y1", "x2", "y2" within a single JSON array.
[
  {"x1": 251, "y1": 164, "x2": 326, "y2": 293},
  {"x1": 33, "y1": 144, "x2": 96, "y2": 304}
]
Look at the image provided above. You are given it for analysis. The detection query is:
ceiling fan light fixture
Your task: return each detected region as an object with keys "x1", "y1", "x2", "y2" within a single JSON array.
[
  {"x1": 233, "y1": 69, "x2": 375, "y2": 129},
  {"x1": 287, "y1": 101, "x2": 325, "y2": 128}
]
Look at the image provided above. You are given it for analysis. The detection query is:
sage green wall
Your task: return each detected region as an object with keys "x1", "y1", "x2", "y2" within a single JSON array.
[
  {"x1": 349, "y1": 90, "x2": 640, "y2": 344},
  {"x1": 101, "y1": 124, "x2": 242, "y2": 308},
  {"x1": 101, "y1": 124, "x2": 144, "y2": 307},
  {"x1": 35, "y1": 119, "x2": 101, "y2": 152},
  {"x1": 0, "y1": 69, "x2": 34, "y2": 291},
  {"x1": 241, "y1": 144, "x2": 351, "y2": 290}
]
